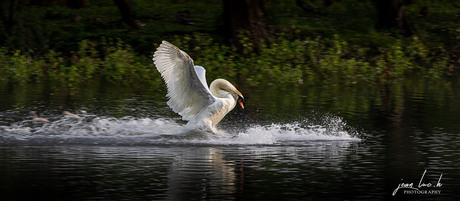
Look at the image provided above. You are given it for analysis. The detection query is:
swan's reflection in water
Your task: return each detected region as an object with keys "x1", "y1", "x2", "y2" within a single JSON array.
[
  {"x1": 0, "y1": 140, "x2": 359, "y2": 200},
  {"x1": 165, "y1": 141, "x2": 357, "y2": 200},
  {"x1": 167, "y1": 147, "x2": 237, "y2": 200}
]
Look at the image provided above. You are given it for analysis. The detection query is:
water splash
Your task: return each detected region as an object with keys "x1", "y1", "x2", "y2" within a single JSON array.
[{"x1": 0, "y1": 113, "x2": 360, "y2": 145}]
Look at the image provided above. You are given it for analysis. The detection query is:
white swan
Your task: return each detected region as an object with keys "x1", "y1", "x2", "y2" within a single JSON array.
[{"x1": 153, "y1": 41, "x2": 244, "y2": 133}]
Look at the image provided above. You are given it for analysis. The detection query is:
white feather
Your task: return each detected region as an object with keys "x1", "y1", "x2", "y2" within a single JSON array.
[
  {"x1": 194, "y1": 65, "x2": 212, "y2": 94},
  {"x1": 153, "y1": 41, "x2": 215, "y2": 121}
]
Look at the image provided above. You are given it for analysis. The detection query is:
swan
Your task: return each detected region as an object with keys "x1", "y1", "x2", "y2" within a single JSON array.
[{"x1": 153, "y1": 41, "x2": 244, "y2": 133}]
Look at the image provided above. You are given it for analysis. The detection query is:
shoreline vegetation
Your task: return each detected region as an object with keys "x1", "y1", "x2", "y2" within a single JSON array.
[{"x1": 0, "y1": 0, "x2": 459, "y2": 88}]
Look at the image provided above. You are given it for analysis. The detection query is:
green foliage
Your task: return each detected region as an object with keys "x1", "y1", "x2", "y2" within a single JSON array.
[
  {"x1": 0, "y1": 33, "x2": 454, "y2": 88},
  {"x1": 72, "y1": 40, "x2": 100, "y2": 80},
  {"x1": 0, "y1": 38, "x2": 159, "y2": 87},
  {"x1": 0, "y1": 0, "x2": 458, "y2": 88},
  {"x1": 169, "y1": 34, "x2": 237, "y2": 80},
  {"x1": 0, "y1": 48, "x2": 44, "y2": 82},
  {"x1": 153, "y1": 33, "x2": 453, "y2": 87}
]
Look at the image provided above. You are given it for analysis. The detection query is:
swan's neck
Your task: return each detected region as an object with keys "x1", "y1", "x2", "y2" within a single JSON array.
[{"x1": 210, "y1": 79, "x2": 235, "y2": 99}]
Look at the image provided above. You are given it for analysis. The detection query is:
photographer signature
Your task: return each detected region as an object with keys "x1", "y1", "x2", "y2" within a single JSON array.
[{"x1": 392, "y1": 170, "x2": 443, "y2": 196}]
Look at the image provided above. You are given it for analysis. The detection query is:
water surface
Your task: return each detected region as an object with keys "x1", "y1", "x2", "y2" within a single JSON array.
[{"x1": 1, "y1": 77, "x2": 459, "y2": 200}]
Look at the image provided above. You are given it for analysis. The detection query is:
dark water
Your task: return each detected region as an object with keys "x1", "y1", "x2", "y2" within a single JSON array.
[{"x1": 0, "y1": 77, "x2": 459, "y2": 200}]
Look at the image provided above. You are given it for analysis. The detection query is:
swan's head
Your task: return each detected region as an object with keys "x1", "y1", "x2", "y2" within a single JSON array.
[{"x1": 210, "y1": 79, "x2": 244, "y2": 109}]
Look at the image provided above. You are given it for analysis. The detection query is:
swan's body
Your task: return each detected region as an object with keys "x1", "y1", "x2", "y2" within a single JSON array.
[{"x1": 153, "y1": 41, "x2": 244, "y2": 133}]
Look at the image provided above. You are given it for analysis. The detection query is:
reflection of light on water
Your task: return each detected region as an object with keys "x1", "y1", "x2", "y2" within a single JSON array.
[
  {"x1": 167, "y1": 147, "x2": 236, "y2": 200},
  {"x1": 166, "y1": 142, "x2": 358, "y2": 199},
  {"x1": 0, "y1": 113, "x2": 360, "y2": 145},
  {"x1": 0, "y1": 140, "x2": 360, "y2": 200}
]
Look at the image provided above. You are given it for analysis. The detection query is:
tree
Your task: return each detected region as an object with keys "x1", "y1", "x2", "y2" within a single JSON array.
[
  {"x1": 29, "y1": 0, "x2": 85, "y2": 8},
  {"x1": 113, "y1": 0, "x2": 144, "y2": 29},
  {"x1": 374, "y1": 0, "x2": 413, "y2": 36},
  {"x1": 67, "y1": 0, "x2": 86, "y2": 9},
  {"x1": 296, "y1": 0, "x2": 315, "y2": 13},
  {"x1": 0, "y1": 0, "x2": 15, "y2": 32},
  {"x1": 222, "y1": 0, "x2": 270, "y2": 52}
]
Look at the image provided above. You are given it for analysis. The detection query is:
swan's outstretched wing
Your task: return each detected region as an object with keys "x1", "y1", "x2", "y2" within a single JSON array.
[
  {"x1": 194, "y1": 65, "x2": 212, "y2": 94},
  {"x1": 153, "y1": 41, "x2": 215, "y2": 121}
]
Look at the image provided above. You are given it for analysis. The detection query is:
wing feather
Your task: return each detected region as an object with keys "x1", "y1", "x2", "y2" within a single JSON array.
[
  {"x1": 153, "y1": 41, "x2": 215, "y2": 121},
  {"x1": 194, "y1": 65, "x2": 212, "y2": 94}
]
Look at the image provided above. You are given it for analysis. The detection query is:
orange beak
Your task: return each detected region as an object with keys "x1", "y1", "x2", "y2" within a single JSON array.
[{"x1": 237, "y1": 95, "x2": 244, "y2": 109}]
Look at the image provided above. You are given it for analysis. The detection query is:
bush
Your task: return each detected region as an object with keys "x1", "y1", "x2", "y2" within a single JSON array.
[
  {"x1": 0, "y1": 38, "x2": 159, "y2": 87},
  {"x1": 0, "y1": 34, "x2": 454, "y2": 88}
]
